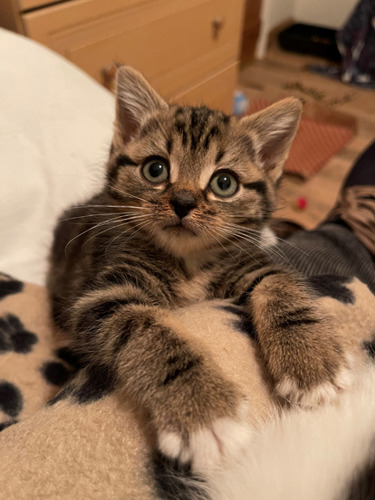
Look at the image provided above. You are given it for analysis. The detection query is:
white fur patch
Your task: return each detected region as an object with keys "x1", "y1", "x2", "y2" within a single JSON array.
[
  {"x1": 276, "y1": 356, "x2": 355, "y2": 408},
  {"x1": 158, "y1": 402, "x2": 252, "y2": 474},
  {"x1": 277, "y1": 377, "x2": 339, "y2": 408},
  {"x1": 158, "y1": 431, "x2": 184, "y2": 459},
  {"x1": 260, "y1": 227, "x2": 277, "y2": 249},
  {"x1": 204, "y1": 366, "x2": 375, "y2": 500}
]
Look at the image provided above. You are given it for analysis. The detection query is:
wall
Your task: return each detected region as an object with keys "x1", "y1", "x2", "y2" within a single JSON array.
[
  {"x1": 256, "y1": 0, "x2": 358, "y2": 59},
  {"x1": 256, "y1": 0, "x2": 295, "y2": 58},
  {"x1": 294, "y1": 0, "x2": 357, "y2": 29}
]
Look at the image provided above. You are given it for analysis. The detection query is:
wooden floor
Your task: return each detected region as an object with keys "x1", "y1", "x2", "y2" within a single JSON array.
[{"x1": 239, "y1": 42, "x2": 375, "y2": 229}]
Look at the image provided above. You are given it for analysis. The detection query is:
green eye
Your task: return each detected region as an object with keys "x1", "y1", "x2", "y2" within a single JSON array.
[
  {"x1": 210, "y1": 172, "x2": 238, "y2": 198},
  {"x1": 142, "y1": 159, "x2": 169, "y2": 184}
]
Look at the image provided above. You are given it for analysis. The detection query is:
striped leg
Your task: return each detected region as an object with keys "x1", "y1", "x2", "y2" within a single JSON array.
[
  {"x1": 236, "y1": 268, "x2": 353, "y2": 407},
  {"x1": 70, "y1": 286, "x2": 251, "y2": 472}
]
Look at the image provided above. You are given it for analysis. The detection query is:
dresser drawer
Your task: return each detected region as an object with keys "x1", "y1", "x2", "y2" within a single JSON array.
[
  {"x1": 23, "y1": 0, "x2": 244, "y2": 98},
  {"x1": 173, "y1": 62, "x2": 237, "y2": 113},
  {"x1": 19, "y1": 0, "x2": 53, "y2": 10}
]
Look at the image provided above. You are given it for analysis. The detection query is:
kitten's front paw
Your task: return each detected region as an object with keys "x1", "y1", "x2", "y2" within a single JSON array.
[
  {"x1": 275, "y1": 350, "x2": 355, "y2": 408},
  {"x1": 158, "y1": 401, "x2": 252, "y2": 474}
]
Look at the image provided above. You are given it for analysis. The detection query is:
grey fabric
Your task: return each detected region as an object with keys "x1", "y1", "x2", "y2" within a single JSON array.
[{"x1": 275, "y1": 222, "x2": 375, "y2": 294}]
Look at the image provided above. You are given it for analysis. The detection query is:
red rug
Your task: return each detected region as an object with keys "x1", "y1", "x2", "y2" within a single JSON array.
[{"x1": 247, "y1": 98, "x2": 356, "y2": 179}]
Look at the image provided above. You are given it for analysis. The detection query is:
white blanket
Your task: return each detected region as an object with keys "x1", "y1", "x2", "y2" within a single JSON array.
[{"x1": 0, "y1": 28, "x2": 114, "y2": 285}]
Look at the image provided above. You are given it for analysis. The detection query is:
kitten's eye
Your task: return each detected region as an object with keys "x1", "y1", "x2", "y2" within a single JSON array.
[
  {"x1": 210, "y1": 172, "x2": 238, "y2": 198},
  {"x1": 142, "y1": 159, "x2": 169, "y2": 184}
]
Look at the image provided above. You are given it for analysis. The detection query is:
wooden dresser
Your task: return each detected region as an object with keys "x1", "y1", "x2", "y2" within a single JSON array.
[{"x1": 1, "y1": 0, "x2": 245, "y2": 113}]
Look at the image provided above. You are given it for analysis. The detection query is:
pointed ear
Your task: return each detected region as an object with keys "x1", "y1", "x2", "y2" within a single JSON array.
[
  {"x1": 113, "y1": 66, "x2": 168, "y2": 148},
  {"x1": 240, "y1": 98, "x2": 303, "y2": 183}
]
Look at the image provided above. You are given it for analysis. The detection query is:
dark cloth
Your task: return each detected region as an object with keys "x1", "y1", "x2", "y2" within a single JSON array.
[
  {"x1": 275, "y1": 139, "x2": 375, "y2": 289},
  {"x1": 327, "y1": 187, "x2": 375, "y2": 255},
  {"x1": 343, "y1": 141, "x2": 375, "y2": 188},
  {"x1": 326, "y1": 140, "x2": 375, "y2": 255},
  {"x1": 275, "y1": 223, "x2": 375, "y2": 295}
]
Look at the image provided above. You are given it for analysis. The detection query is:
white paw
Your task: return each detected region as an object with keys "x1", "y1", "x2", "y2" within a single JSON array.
[
  {"x1": 276, "y1": 360, "x2": 354, "y2": 408},
  {"x1": 158, "y1": 403, "x2": 252, "y2": 474}
]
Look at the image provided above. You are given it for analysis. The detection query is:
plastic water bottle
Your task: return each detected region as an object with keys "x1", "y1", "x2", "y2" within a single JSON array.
[{"x1": 233, "y1": 91, "x2": 249, "y2": 116}]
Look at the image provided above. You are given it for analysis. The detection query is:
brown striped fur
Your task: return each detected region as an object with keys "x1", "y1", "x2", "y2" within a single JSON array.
[{"x1": 47, "y1": 67, "x2": 353, "y2": 470}]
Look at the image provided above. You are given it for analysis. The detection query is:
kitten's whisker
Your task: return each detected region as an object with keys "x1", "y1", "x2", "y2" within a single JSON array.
[
  {"x1": 104, "y1": 219, "x2": 154, "y2": 253},
  {"x1": 217, "y1": 225, "x2": 268, "y2": 263},
  {"x1": 272, "y1": 235, "x2": 310, "y2": 257},
  {"x1": 91, "y1": 222, "x2": 131, "y2": 254},
  {"x1": 107, "y1": 184, "x2": 150, "y2": 204},
  {"x1": 213, "y1": 226, "x2": 260, "y2": 264},
  {"x1": 65, "y1": 213, "x2": 152, "y2": 253},
  {"x1": 93, "y1": 218, "x2": 151, "y2": 254},
  {"x1": 219, "y1": 222, "x2": 261, "y2": 238},
  {"x1": 117, "y1": 214, "x2": 153, "y2": 221},
  {"x1": 223, "y1": 220, "x2": 262, "y2": 234},
  {"x1": 82, "y1": 221, "x2": 131, "y2": 248},
  {"x1": 229, "y1": 237, "x2": 260, "y2": 263},
  {"x1": 227, "y1": 228, "x2": 291, "y2": 265},
  {"x1": 71, "y1": 204, "x2": 147, "y2": 211},
  {"x1": 236, "y1": 233, "x2": 300, "y2": 272},
  {"x1": 205, "y1": 227, "x2": 233, "y2": 257},
  {"x1": 126, "y1": 220, "x2": 154, "y2": 241},
  {"x1": 231, "y1": 231, "x2": 276, "y2": 257},
  {"x1": 263, "y1": 240, "x2": 301, "y2": 267},
  {"x1": 225, "y1": 218, "x2": 310, "y2": 257},
  {"x1": 220, "y1": 221, "x2": 304, "y2": 266},
  {"x1": 82, "y1": 214, "x2": 152, "y2": 247},
  {"x1": 64, "y1": 215, "x2": 130, "y2": 254},
  {"x1": 62, "y1": 212, "x2": 129, "y2": 222},
  {"x1": 227, "y1": 214, "x2": 262, "y2": 221}
]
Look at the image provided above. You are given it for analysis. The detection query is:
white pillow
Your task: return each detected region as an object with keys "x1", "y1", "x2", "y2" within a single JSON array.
[{"x1": 0, "y1": 28, "x2": 115, "y2": 285}]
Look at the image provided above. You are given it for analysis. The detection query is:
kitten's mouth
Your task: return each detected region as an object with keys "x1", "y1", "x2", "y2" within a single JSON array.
[{"x1": 163, "y1": 221, "x2": 198, "y2": 237}]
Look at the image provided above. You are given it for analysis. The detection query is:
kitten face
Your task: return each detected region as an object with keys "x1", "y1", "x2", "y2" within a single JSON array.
[
  {"x1": 107, "y1": 106, "x2": 276, "y2": 256},
  {"x1": 106, "y1": 67, "x2": 303, "y2": 258}
]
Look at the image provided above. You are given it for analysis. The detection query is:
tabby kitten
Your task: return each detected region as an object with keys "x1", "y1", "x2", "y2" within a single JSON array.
[{"x1": 48, "y1": 66, "x2": 351, "y2": 471}]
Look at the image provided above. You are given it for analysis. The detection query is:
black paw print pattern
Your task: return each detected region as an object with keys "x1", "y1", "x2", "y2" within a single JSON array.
[
  {"x1": 0, "y1": 273, "x2": 23, "y2": 301},
  {"x1": 41, "y1": 346, "x2": 83, "y2": 389},
  {"x1": 0, "y1": 274, "x2": 36, "y2": 431},
  {"x1": 0, "y1": 314, "x2": 38, "y2": 354},
  {"x1": 47, "y1": 357, "x2": 115, "y2": 406},
  {"x1": 0, "y1": 314, "x2": 36, "y2": 431},
  {"x1": 0, "y1": 382, "x2": 23, "y2": 425}
]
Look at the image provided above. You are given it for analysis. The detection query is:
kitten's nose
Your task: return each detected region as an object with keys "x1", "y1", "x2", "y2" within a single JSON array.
[{"x1": 170, "y1": 190, "x2": 197, "y2": 219}]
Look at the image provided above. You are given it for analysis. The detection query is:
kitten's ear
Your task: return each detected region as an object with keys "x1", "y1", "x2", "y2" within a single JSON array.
[
  {"x1": 113, "y1": 66, "x2": 168, "y2": 148},
  {"x1": 240, "y1": 98, "x2": 303, "y2": 183}
]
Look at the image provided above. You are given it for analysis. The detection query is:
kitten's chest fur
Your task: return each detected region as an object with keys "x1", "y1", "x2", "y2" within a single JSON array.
[
  {"x1": 101, "y1": 235, "x2": 220, "y2": 306},
  {"x1": 171, "y1": 251, "x2": 240, "y2": 305},
  {"x1": 173, "y1": 267, "x2": 215, "y2": 304},
  {"x1": 110, "y1": 241, "x2": 227, "y2": 306}
]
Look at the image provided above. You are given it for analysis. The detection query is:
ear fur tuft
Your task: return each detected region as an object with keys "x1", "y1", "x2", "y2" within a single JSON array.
[
  {"x1": 113, "y1": 66, "x2": 168, "y2": 148},
  {"x1": 240, "y1": 98, "x2": 303, "y2": 183}
]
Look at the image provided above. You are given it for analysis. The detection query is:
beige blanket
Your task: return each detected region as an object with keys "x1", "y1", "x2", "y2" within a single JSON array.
[{"x1": 0, "y1": 272, "x2": 375, "y2": 499}]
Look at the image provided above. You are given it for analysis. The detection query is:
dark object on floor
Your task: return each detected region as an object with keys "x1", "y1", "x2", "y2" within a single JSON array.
[
  {"x1": 337, "y1": 0, "x2": 375, "y2": 88},
  {"x1": 307, "y1": 63, "x2": 375, "y2": 89},
  {"x1": 278, "y1": 23, "x2": 341, "y2": 62},
  {"x1": 309, "y1": 0, "x2": 375, "y2": 88}
]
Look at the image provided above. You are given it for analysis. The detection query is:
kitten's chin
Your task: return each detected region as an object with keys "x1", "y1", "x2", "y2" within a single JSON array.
[
  {"x1": 150, "y1": 225, "x2": 212, "y2": 258},
  {"x1": 163, "y1": 223, "x2": 198, "y2": 238}
]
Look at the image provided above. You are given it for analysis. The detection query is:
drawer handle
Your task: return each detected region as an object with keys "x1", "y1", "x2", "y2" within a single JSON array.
[
  {"x1": 212, "y1": 16, "x2": 224, "y2": 39},
  {"x1": 102, "y1": 63, "x2": 120, "y2": 91}
]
